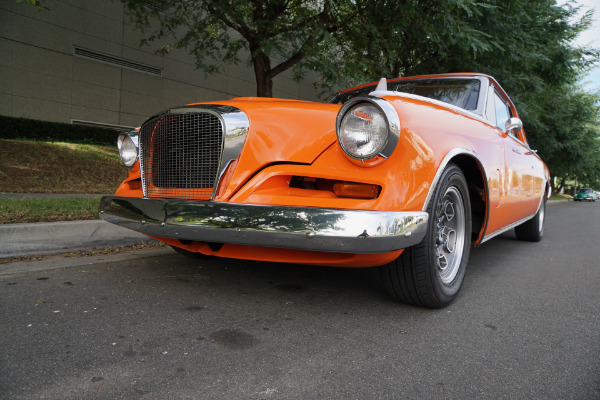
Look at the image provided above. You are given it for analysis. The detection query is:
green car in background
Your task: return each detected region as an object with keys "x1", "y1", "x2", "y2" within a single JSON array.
[{"x1": 574, "y1": 188, "x2": 597, "y2": 202}]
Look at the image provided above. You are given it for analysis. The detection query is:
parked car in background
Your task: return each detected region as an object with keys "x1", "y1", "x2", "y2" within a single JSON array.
[
  {"x1": 574, "y1": 188, "x2": 597, "y2": 202},
  {"x1": 100, "y1": 73, "x2": 550, "y2": 308}
]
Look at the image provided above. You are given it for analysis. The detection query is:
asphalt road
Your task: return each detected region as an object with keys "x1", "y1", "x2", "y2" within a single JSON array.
[{"x1": 1, "y1": 201, "x2": 599, "y2": 399}]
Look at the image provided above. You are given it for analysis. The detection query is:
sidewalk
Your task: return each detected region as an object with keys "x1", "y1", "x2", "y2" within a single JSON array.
[
  {"x1": 1, "y1": 193, "x2": 155, "y2": 258},
  {"x1": 0, "y1": 220, "x2": 157, "y2": 258}
]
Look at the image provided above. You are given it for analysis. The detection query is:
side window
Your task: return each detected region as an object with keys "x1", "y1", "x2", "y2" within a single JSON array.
[{"x1": 494, "y1": 92, "x2": 512, "y2": 134}]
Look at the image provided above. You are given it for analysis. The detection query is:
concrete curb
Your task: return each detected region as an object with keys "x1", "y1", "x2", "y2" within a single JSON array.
[
  {"x1": 0, "y1": 248, "x2": 174, "y2": 277},
  {"x1": 547, "y1": 199, "x2": 571, "y2": 204},
  {"x1": 0, "y1": 220, "x2": 156, "y2": 258}
]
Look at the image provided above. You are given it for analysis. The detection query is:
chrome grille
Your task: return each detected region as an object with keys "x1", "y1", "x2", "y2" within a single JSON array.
[{"x1": 140, "y1": 112, "x2": 223, "y2": 200}]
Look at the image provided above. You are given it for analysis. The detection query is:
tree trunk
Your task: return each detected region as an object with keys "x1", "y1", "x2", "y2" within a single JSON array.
[
  {"x1": 252, "y1": 49, "x2": 273, "y2": 97},
  {"x1": 557, "y1": 176, "x2": 566, "y2": 193}
]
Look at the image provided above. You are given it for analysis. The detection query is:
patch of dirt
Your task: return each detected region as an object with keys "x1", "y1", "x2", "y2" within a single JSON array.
[
  {"x1": 0, "y1": 139, "x2": 127, "y2": 193},
  {"x1": 0, "y1": 242, "x2": 168, "y2": 265}
]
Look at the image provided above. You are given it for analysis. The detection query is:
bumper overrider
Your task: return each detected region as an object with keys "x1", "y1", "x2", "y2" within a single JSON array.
[{"x1": 99, "y1": 196, "x2": 429, "y2": 254}]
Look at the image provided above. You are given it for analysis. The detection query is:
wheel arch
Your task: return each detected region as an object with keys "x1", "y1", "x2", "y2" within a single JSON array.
[{"x1": 423, "y1": 149, "x2": 489, "y2": 246}]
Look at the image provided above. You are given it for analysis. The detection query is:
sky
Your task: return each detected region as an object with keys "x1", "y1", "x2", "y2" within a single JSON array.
[{"x1": 574, "y1": 0, "x2": 600, "y2": 92}]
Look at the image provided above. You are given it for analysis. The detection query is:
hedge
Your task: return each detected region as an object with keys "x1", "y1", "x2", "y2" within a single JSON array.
[{"x1": 0, "y1": 115, "x2": 124, "y2": 145}]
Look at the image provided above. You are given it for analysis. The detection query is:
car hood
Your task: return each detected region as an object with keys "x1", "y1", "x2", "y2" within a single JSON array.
[
  {"x1": 188, "y1": 97, "x2": 342, "y2": 199},
  {"x1": 192, "y1": 97, "x2": 341, "y2": 164}
]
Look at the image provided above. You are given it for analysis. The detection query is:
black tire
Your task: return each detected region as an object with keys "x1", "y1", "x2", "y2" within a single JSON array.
[
  {"x1": 170, "y1": 245, "x2": 214, "y2": 259},
  {"x1": 514, "y1": 198, "x2": 545, "y2": 242},
  {"x1": 380, "y1": 164, "x2": 472, "y2": 308}
]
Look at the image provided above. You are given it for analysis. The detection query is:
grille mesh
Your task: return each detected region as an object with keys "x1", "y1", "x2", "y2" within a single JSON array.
[{"x1": 140, "y1": 112, "x2": 223, "y2": 200}]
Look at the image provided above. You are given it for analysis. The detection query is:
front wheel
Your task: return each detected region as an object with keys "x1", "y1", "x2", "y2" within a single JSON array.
[
  {"x1": 171, "y1": 245, "x2": 214, "y2": 260},
  {"x1": 380, "y1": 164, "x2": 472, "y2": 308}
]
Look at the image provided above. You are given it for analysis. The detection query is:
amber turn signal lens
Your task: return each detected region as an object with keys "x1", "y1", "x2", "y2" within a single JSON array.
[
  {"x1": 333, "y1": 183, "x2": 380, "y2": 199},
  {"x1": 127, "y1": 180, "x2": 142, "y2": 190}
]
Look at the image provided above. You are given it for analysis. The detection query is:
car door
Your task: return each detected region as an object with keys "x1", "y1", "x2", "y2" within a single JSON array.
[{"x1": 488, "y1": 88, "x2": 540, "y2": 225}]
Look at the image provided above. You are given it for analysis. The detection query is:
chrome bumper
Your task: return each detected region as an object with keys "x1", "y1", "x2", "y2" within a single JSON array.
[{"x1": 99, "y1": 196, "x2": 429, "y2": 254}]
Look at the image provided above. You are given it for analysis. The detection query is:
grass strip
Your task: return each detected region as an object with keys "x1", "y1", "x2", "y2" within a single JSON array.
[
  {"x1": 549, "y1": 194, "x2": 572, "y2": 200},
  {"x1": 0, "y1": 197, "x2": 100, "y2": 224},
  {"x1": 0, "y1": 139, "x2": 127, "y2": 194}
]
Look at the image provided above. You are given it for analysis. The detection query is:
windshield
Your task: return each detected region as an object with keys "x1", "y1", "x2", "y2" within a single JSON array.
[
  {"x1": 578, "y1": 188, "x2": 593, "y2": 193},
  {"x1": 331, "y1": 78, "x2": 481, "y2": 111}
]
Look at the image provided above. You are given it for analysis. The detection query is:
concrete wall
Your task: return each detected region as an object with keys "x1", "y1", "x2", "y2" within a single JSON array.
[{"x1": 0, "y1": 0, "x2": 322, "y2": 128}]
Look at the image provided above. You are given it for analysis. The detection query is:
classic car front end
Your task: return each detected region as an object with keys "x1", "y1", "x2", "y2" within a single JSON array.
[
  {"x1": 100, "y1": 73, "x2": 550, "y2": 308},
  {"x1": 574, "y1": 188, "x2": 596, "y2": 202}
]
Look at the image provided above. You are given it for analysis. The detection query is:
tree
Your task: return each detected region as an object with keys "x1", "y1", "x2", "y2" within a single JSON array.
[
  {"x1": 539, "y1": 88, "x2": 600, "y2": 190},
  {"x1": 458, "y1": 0, "x2": 600, "y2": 190},
  {"x1": 321, "y1": 0, "x2": 496, "y2": 85},
  {"x1": 122, "y1": 0, "x2": 348, "y2": 97}
]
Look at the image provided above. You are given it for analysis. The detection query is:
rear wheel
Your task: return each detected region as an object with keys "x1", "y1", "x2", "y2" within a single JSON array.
[
  {"x1": 380, "y1": 164, "x2": 472, "y2": 308},
  {"x1": 515, "y1": 197, "x2": 545, "y2": 242}
]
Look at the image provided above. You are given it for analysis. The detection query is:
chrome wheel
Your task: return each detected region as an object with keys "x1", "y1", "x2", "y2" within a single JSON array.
[
  {"x1": 435, "y1": 186, "x2": 466, "y2": 284},
  {"x1": 380, "y1": 163, "x2": 471, "y2": 308},
  {"x1": 538, "y1": 201, "x2": 545, "y2": 233}
]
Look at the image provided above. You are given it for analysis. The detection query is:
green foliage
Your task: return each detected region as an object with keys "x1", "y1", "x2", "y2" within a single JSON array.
[
  {"x1": 122, "y1": 0, "x2": 342, "y2": 97},
  {"x1": 0, "y1": 115, "x2": 120, "y2": 145},
  {"x1": 315, "y1": 0, "x2": 498, "y2": 87},
  {"x1": 539, "y1": 88, "x2": 600, "y2": 188},
  {"x1": 15, "y1": 0, "x2": 48, "y2": 12}
]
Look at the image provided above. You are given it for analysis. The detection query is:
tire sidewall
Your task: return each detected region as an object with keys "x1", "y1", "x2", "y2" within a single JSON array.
[
  {"x1": 532, "y1": 198, "x2": 545, "y2": 241},
  {"x1": 424, "y1": 165, "x2": 472, "y2": 301}
]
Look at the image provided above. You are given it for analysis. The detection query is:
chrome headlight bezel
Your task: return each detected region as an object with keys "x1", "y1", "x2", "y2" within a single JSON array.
[
  {"x1": 336, "y1": 96, "x2": 400, "y2": 162},
  {"x1": 117, "y1": 131, "x2": 139, "y2": 168}
]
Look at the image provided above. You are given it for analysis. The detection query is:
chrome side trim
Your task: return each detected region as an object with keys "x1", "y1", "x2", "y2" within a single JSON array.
[
  {"x1": 99, "y1": 196, "x2": 429, "y2": 254},
  {"x1": 422, "y1": 148, "x2": 485, "y2": 212},
  {"x1": 479, "y1": 179, "x2": 547, "y2": 245},
  {"x1": 479, "y1": 213, "x2": 534, "y2": 244}
]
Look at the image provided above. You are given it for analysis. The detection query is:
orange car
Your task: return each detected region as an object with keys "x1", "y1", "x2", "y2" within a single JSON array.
[{"x1": 100, "y1": 73, "x2": 549, "y2": 308}]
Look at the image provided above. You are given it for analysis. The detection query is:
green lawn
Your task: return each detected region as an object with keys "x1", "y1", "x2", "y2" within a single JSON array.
[
  {"x1": 549, "y1": 193, "x2": 572, "y2": 200},
  {"x1": 0, "y1": 139, "x2": 127, "y2": 194},
  {"x1": 0, "y1": 197, "x2": 100, "y2": 224},
  {"x1": 0, "y1": 138, "x2": 127, "y2": 223}
]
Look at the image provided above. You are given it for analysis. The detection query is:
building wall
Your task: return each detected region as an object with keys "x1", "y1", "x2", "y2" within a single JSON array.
[{"x1": 0, "y1": 0, "x2": 322, "y2": 128}]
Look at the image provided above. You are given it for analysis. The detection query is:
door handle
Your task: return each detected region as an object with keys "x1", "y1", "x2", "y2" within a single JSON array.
[{"x1": 512, "y1": 148, "x2": 521, "y2": 155}]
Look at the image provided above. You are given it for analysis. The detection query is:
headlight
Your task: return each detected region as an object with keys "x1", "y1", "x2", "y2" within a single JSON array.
[
  {"x1": 336, "y1": 97, "x2": 400, "y2": 162},
  {"x1": 117, "y1": 132, "x2": 138, "y2": 168}
]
